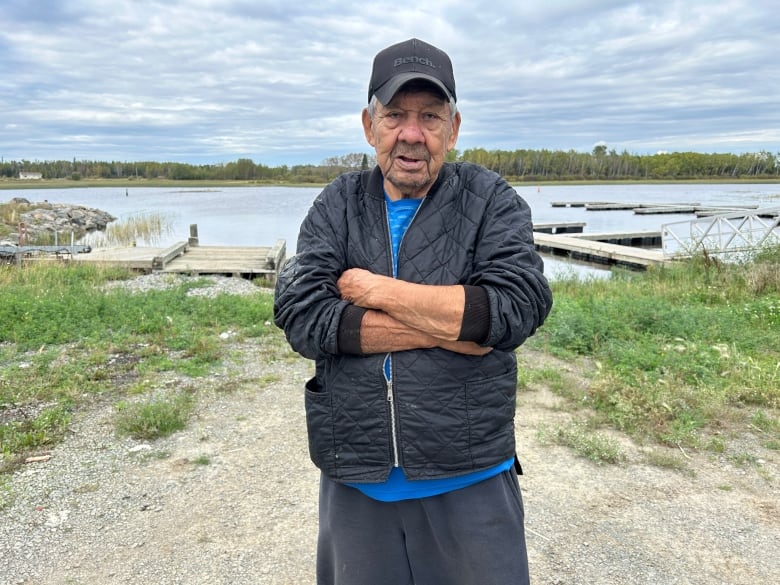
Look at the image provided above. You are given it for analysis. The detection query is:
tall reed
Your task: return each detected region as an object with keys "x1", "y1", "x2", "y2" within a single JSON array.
[{"x1": 87, "y1": 212, "x2": 173, "y2": 247}]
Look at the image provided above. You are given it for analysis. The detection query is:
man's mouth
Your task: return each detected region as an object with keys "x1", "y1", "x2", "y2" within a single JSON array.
[
  {"x1": 394, "y1": 149, "x2": 429, "y2": 170},
  {"x1": 396, "y1": 156, "x2": 425, "y2": 171}
]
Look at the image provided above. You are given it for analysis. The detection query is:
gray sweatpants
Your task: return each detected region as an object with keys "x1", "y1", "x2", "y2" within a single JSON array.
[{"x1": 317, "y1": 469, "x2": 530, "y2": 585}]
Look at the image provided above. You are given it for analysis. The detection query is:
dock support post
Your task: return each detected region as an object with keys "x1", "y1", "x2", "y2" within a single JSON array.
[{"x1": 189, "y1": 224, "x2": 199, "y2": 247}]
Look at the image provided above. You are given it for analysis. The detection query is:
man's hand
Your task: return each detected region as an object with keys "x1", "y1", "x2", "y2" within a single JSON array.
[
  {"x1": 437, "y1": 339, "x2": 493, "y2": 356},
  {"x1": 338, "y1": 268, "x2": 464, "y2": 341},
  {"x1": 337, "y1": 268, "x2": 389, "y2": 308},
  {"x1": 358, "y1": 309, "x2": 493, "y2": 356}
]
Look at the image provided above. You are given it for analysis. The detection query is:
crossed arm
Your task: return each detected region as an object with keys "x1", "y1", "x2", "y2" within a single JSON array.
[{"x1": 337, "y1": 268, "x2": 491, "y2": 356}]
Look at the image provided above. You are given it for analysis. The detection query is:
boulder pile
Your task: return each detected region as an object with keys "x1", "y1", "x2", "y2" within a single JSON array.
[{"x1": 4, "y1": 198, "x2": 116, "y2": 244}]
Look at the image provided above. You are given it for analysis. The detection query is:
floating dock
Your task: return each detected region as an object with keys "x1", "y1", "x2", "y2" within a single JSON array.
[
  {"x1": 550, "y1": 201, "x2": 763, "y2": 216},
  {"x1": 533, "y1": 232, "x2": 667, "y2": 269},
  {"x1": 15, "y1": 230, "x2": 662, "y2": 275},
  {"x1": 532, "y1": 221, "x2": 586, "y2": 234},
  {"x1": 72, "y1": 239, "x2": 287, "y2": 281},
  {"x1": 570, "y1": 230, "x2": 662, "y2": 247}
]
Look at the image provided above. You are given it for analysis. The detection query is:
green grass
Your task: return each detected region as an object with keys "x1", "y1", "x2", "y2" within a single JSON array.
[
  {"x1": 528, "y1": 246, "x2": 780, "y2": 452},
  {"x1": 2, "y1": 246, "x2": 779, "y2": 473},
  {"x1": 0, "y1": 476, "x2": 13, "y2": 510},
  {"x1": 114, "y1": 391, "x2": 195, "y2": 440},
  {"x1": 0, "y1": 262, "x2": 275, "y2": 471},
  {"x1": 537, "y1": 422, "x2": 626, "y2": 464},
  {"x1": 193, "y1": 454, "x2": 211, "y2": 466}
]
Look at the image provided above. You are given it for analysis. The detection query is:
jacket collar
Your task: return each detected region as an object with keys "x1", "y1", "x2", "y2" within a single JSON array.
[{"x1": 362, "y1": 163, "x2": 452, "y2": 201}]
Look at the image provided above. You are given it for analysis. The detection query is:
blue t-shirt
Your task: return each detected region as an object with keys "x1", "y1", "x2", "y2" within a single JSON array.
[{"x1": 349, "y1": 194, "x2": 512, "y2": 502}]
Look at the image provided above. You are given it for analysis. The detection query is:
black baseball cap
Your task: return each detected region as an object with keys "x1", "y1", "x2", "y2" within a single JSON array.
[{"x1": 368, "y1": 38, "x2": 456, "y2": 105}]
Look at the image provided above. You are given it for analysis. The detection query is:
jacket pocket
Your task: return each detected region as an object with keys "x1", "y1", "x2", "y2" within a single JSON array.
[
  {"x1": 465, "y1": 372, "x2": 517, "y2": 463},
  {"x1": 304, "y1": 376, "x2": 334, "y2": 474}
]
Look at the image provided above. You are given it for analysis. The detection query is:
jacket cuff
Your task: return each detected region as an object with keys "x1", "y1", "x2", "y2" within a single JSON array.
[
  {"x1": 338, "y1": 305, "x2": 368, "y2": 355},
  {"x1": 458, "y1": 285, "x2": 490, "y2": 343}
]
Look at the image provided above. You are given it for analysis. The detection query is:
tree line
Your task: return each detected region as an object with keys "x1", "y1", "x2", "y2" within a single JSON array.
[{"x1": 2, "y1": 147, "x2": 778, "y2": 183}]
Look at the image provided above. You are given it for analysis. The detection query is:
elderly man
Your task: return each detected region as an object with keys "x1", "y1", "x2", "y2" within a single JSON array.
[{"x1": 274, "y1": 38, "x2": 553, "y2": 585}]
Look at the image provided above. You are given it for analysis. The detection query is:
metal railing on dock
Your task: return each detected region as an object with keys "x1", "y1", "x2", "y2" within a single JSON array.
[{"x1": 662, "y1": 206, "x2": 780, "y2": 259}]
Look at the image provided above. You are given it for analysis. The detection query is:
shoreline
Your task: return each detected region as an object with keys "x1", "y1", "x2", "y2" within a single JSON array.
[{"x1": 3, "y1": 177, "x2": 780, "y2": 191}]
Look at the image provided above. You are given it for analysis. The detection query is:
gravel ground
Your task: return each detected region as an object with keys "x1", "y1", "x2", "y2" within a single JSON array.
[{"x1": 1, "y1": 275, "x2": 778, "y2": 585}]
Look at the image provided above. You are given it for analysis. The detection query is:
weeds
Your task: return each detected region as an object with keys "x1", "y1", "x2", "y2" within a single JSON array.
[
  {"x1": 537, "y1": 422, "x2": 626, "y2": 464},
  {"x1": 0, "y1": 199, "x2": 31, "y2": 240},
  {"x1": 0, "y1": 404, "x2": 72, "y2": 471},
  {"x1": 2, "y1": 248, "x2": 779, "y2": 471},
  {"x1": 114, "y1": 391, "x2": 195, "y2": 440},
  {"x1": 0, "y1": 262, "x2": 274, "y2": 470},
  {"x1": 642, "y1": 449, "x2": 689, "y2": 471},
  {"x1": 0, "y1": 476, "x2": 13, "y2": 510},
  {"x1": 530, "y1": 247, "x2": 780, "y2": 454}
]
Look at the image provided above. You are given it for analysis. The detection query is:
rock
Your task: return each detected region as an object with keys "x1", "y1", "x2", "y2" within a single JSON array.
[{"x1": 17, "y1": 203, "x2": 116, "y2": 242}]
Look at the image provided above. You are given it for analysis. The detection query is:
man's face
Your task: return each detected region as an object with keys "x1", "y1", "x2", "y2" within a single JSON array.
[{"x1": 362, "y1": 89, "x2": 460, "y2": 200}]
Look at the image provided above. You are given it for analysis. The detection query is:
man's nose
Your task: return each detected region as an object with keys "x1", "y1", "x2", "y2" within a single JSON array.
[{"x1": 397, "y1": 117, "x2": 425, "y2": 143}]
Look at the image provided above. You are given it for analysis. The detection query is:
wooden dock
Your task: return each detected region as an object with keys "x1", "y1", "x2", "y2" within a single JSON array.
[
  {"x1": 569, "y1": 230, "x2": 662, "y2": 247},
  {"x1": 533, "y1": 221, "x2": 586, "y2": 234},
  {"x1": 47, "y1": 230, "x2": 663, "y2": 275},
  {"x1": 533, "y1": 232, "x2": 668, "y2": 269},
  {"x1": 550, "y1": 201, "x2": 763, "y2": 216},
  {"x1": 16, "y1": 214, "x2": 670, "y2": 275},
  {"x1": 73, "y1": 239, "x2": 287, "y2": 281}
]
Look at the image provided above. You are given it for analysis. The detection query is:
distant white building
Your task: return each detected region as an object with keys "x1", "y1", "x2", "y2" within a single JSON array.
[{"x1": 19, "y1": 171, "x2": 43, "y2": 180}]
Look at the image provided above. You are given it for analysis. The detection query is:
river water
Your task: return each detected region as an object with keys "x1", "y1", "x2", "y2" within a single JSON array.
[{"x1": 5, "y1": 182, "x2": 779, "y2": 279}]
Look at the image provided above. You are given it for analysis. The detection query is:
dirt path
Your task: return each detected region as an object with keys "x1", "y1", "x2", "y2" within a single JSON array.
[{"x1": 2, "y1": 338, "x2": 778, "y2": 585}]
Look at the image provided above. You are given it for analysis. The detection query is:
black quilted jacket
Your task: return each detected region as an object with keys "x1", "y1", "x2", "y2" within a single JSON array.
[{"x1": 273, "y1": 162, "x2": 552, "y2": 482}]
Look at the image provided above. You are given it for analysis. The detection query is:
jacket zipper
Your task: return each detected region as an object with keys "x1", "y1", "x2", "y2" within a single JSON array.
[
  {"x1": 384, "y1": 198, "x2": 401, "y2": 468},
  {"x1": 386, "y1": 365, "x2": 400, "y2": 467},
  {"x1": 383, "y1": 197, "x2": 427, "y2": 469}
]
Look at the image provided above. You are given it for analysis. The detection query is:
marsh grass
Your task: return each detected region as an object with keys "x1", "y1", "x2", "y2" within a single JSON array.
[
  {"x1": 0, "y1": 200, "x2": 25, "y2": 229},
  {"x1": 0, "y1": 262, "x2": 274, "y2": 471},
  {"x1": 530, "y1": 246, "x2": 780, "y2": 453},
  {"x1": 86, "y1": 212, "x2": 173, "y2": 247},
  {"x1": 1, "y1": 199, "x2": 36, "y2": 241},
  {"x1": 0, "y1": 200, "x2": 172, "y2": 246}
]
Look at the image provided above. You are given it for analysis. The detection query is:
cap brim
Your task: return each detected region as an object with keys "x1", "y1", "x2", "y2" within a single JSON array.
[{"x1": 373, "y1": 72, "x2": 454, "y2": 105}]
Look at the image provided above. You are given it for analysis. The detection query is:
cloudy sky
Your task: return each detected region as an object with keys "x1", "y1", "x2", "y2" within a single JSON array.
[{"x1": 1, "y1": 0, "x2": 778, "y2": 166}]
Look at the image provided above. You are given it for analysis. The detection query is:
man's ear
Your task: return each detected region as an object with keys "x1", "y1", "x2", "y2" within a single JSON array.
[
  {"x1": 447, "y1": 111, "x2": 461, "y2": 152},
  {"x1": 362, "y1": 108, "x2": 376, "y2": 147}
]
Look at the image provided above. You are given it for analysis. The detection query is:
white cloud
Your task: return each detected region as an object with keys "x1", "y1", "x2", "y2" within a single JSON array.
[{"x1": 0, "y1": 0, "x2": 777, "y2": 164}]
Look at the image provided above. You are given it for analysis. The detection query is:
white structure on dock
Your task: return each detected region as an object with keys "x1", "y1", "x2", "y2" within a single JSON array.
[{"x1": 662, "y1": 207, "x2": 780, "y2": 259}]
